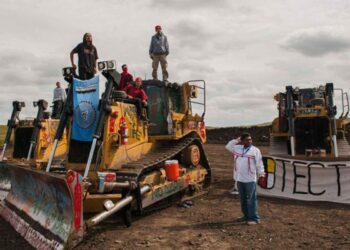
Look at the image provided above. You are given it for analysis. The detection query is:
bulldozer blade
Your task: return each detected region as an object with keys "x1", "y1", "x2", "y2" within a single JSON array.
[
  {"x1": 0, "y1": 162, "x2": 11, "y2": 201},
  {"x1": 0, "y1": 165, "x2": 84, "y2": 250}
]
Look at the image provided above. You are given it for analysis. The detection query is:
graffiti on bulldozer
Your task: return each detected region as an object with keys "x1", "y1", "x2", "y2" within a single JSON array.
[
  {"x1": 153, "y1": 179, "x2": 185, "y2": 201},
  {"x1": 0, "y1": 206, "x2": 64, "y2": 250},
  {"x1": 0, "y1": 166, "x2": 84, "y2": 249}
]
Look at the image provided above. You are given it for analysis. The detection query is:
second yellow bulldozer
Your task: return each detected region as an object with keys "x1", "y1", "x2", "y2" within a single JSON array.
[{"x1": 0, "y1": 99, "x2": 67, "y2": 201}]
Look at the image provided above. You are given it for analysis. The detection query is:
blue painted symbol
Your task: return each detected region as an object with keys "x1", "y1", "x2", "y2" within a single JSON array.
[{"x1": 74, "y1": 101, "x2": 96, "y2": 129}]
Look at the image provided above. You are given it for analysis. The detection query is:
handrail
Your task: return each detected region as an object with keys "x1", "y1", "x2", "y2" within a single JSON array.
[{"x1": 187, "y1": 80, "x2": 206, "y2": 118}]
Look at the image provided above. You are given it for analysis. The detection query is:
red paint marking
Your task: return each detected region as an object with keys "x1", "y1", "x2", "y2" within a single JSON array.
[
  {"x1": 73, "y1": 173, "x2": 82, "y2": 231},
  {"x1": 199, "y1": 121, "x2": 206, "y2": 139},
  {"x1": 66, "y1": 170, "x2": 75, "y2": 184},
  {"x1": 105, "y1": 173, "x2": 116, "y2": 182}
]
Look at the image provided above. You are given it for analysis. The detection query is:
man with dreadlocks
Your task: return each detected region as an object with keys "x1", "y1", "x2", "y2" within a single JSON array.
[
  {"x1": 70, "y1": 32, "x2": 99, "y2": 80},
  {"x1": 225, "y1": 132, "x2": 265, "y2": 225}
]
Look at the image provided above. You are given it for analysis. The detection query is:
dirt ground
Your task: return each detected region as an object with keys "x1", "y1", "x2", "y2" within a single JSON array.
[{"x1": 1, "y1": 144, "x2": 350, "y2": 249}]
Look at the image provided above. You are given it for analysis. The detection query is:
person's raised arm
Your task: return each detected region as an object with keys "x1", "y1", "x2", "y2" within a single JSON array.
[{"x1": 225, "y1": 138, "x2": 240, "y2": 153}]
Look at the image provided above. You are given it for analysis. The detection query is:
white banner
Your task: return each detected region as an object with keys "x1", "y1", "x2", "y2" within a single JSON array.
[{"x1": 257, "y1": 156, "x2": 350, "y2": 204}]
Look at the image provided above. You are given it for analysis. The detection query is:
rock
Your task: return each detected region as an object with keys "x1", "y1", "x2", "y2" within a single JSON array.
[{"x1": 187, "y1": 240, "x2": 195, "y2": 246}]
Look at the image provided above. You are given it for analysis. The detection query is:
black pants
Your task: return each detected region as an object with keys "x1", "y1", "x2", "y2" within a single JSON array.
[
  {"x1": 52, "y1": 100, "x2": 64, "y2": 119},
  {"x1": 78, "y1": 67, "x2": 94, "y2": 80},
  {"x1": 124, "y1": 99, "x2": 146, "y2": 119}
]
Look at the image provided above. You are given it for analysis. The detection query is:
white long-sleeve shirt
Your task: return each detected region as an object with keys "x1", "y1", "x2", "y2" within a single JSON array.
[
  {"x1": 53, "y1": 87, "x2": 66, "y2": 102},
  {"x1": 225, "y1": 139, "x2": 265, "y2": 183}
]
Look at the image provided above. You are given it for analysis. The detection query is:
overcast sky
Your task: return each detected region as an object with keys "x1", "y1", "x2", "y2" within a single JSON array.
[{"x1": 1, "y1": 0, "x2": 350, "y2": 127}]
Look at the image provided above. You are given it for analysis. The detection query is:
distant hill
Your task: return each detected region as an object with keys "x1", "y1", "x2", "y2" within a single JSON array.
[
  {"x1": 206, "y1": 124, "x2": 271, "y2": 145},
  {"x1": 206, "y1": 122, "x2": 271, "y2": 130}
]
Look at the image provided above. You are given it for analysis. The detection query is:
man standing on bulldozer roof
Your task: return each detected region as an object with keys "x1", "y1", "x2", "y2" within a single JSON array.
[
  {"x1": 70, "y1": 32, "x2": 99, "y2": 80},
  {"x1": 149, "y1": 25, "x2": 169, "y2": 82}
]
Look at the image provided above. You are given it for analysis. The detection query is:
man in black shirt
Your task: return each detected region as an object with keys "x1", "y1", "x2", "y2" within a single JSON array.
[{"x1": 70, "y1": 33, "x2": 99, "y2": 80}]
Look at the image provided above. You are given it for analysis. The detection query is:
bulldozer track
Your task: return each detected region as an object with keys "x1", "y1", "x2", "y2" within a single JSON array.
[{"x1": 119, "y1": 133, "x2": 211, "y2": 187}]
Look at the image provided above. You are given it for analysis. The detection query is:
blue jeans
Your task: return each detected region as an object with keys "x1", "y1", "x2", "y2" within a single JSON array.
[{"x1": 237, "y1": 181, "x2": 260, "y2": 222}]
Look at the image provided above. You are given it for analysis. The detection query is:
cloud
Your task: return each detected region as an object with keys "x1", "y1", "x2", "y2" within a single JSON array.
[
  {"x1": 1, "y1": 1, "x2": 350, "y2": 127},
  {"x1": 168, "y1": 19, "x2": 216, "y2": 58},
  {"x1": 0, "y1": 49, "x2": 65, "y2": 86},
  {"x1": 149, "y1": 0, "x2": 229, "y2": 10},
  {"x1": 282, "y1": 28, "x2": 350, "y2": 57}
]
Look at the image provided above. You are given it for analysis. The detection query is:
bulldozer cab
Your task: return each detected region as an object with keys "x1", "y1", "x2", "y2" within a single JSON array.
[{"x1": 144, "y1": 80, "x2": 206, "y2": 137}]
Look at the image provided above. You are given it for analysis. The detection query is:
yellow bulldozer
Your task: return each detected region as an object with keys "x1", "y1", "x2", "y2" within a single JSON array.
[
  {"x1": 0, "y1": 61, "x2": 211, "y2": 249},
  {"x1": 0, "y1": 100, "x2": 67, "y2": 200},
  {"x1": 269, "y1": 83, "x2": 350, "y2": 157},
  {"x1": 258, "y1": 83, "x2": 350, "y2": 202}
]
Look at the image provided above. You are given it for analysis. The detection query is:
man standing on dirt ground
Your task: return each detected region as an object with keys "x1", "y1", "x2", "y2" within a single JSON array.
[
  {"x1": 52, "y1": 81, "x2": 66, "y2": 119},
  {"x1": 118, "y1": 64, "x2": 133, "y2": 90},
  {"x1": 225, "y1": 133, "x2": 265, "y2": 225},
  {"x1": 70, "y1": 32, "x2": 99, "y2": 80},
  {"x1": 149, "y1": 25, "x2": 169, "y2": 82}
]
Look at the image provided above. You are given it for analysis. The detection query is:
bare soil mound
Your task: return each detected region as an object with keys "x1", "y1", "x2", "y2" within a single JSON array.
[{"x1": 207, "y1": 125, "x2": 271, "y2": 146}]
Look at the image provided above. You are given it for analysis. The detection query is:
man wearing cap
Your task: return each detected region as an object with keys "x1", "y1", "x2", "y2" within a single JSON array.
[
  {"x1": 149, "y1": 25, "x2": 169, "y2": 82},
  {"x1": 119, "y1": 64, "x2": 133, "y2": 90},
  {"x1": 124, "y1": 77, "x2": 148, "y2": 120}
]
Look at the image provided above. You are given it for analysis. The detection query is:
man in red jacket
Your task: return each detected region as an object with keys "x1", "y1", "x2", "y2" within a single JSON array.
[
  {"x1": 118, "y1": 64, "x2": 133, "y2": 90},
  {"x1": 124, "y1": 77, "x2": 148, "y2": 120}
]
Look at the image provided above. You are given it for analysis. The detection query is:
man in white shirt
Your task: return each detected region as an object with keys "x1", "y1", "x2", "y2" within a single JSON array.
[
  {"x1": 52, "y1": 81, "x2": 66, "y2": 119},
  {"x1": 225, "y1": 132, "x2": 265, "y2": 225}
]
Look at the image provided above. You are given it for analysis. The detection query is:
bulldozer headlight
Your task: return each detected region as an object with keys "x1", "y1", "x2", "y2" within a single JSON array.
[
  {"x1": 319, "y1": 85, "x2": 326, "y2": 91},
  {"x1": 98, "y1": 62, "x2": 106, "y2": 71},
  {"x1": 62, "y1": 67, "x2": 74, "y2": 77},
  {"x1": 107, "y1": 60, "x2": 115, "y2": 69},
  {"x1": 13, "y1": 101, "x2": 25, "y2": 111},
  {"x1": 98, "y1": 60, "x2": 116, "y2": 71}
]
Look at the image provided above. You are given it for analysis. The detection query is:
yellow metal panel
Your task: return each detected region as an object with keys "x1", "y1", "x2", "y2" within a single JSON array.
[
  {"x1": 83, "y1": 193, "x2": 122, "y2": 213},
  {"x1": 267, "y1": 158, "x2": 275, "y2": 173}
]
